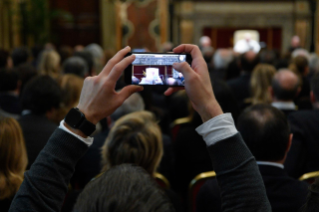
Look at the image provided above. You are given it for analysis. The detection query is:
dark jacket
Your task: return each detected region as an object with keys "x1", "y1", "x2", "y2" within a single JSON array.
[
  {"x1": 9, "y1": 129, "x2": 271, "y2": 211},
  {"x1": 18, "y1": 113, "x2": 57, "y2": 169},
  {"x1": 285, "y1": 109, "x2": 319, "y2": 178},
  {"x1": 197, "y1": 164, "x2": 308, "y2": 212},
  {"x1": 0, "y1": 93, "x2": 21, "y2": 115}
]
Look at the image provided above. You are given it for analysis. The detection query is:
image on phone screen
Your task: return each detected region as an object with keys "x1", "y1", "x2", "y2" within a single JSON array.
[{"x1": 131, "y1": 54, "x2": 186, "y2": 86}]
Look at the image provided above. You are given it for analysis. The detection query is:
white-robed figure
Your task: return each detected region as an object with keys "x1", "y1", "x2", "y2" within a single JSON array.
[
  {"x1": 139, "y1": 68, "x2": 163, "y2": 85},
  {"x1": 234, "y1": 33, "x2": 261, "y2": 54}
]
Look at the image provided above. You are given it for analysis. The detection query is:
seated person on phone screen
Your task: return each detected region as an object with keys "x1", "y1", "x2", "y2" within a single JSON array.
[{"x1": 139, "y1": 68, "x2": 163, "y2": 85}]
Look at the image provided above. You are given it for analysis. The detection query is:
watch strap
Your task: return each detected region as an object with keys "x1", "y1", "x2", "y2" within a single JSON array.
[{"x1": 78, "y1": 118, "x2": 96, "y2": 136}]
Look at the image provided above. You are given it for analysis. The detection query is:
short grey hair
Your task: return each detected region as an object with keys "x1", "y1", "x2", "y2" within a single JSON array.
[
  {"x1": 111, "y1": 93, "x2": 145, "y2": 121},
  {"x1": 63, "y1": 56, "x2": 89, "y2": 78}
]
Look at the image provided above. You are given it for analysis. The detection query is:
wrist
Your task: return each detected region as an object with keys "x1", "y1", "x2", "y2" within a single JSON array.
[
  {"x1": 198, "y1": 99, "x2": 223, "y2": 122},
  {"x1": 76, "y1": 107, "x2": 100, "y2": 125},
  {"x1": 64, "y1": 122, "x2": 88, "y2": 138},
  {"x1": 64, "y1": 108, "x2": 97, "y2": 136}
]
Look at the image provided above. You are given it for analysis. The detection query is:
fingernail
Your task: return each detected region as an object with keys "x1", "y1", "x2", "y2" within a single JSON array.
[
  {"x1": 172, "y1": 63, "x2": 178, "y2": 68},
  {"x1": 125, "y1": 46, "x2": 130, "y2": 50}
]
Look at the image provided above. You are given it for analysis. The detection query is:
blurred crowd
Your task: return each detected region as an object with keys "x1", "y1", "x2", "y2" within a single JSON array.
[{"x1": 1, "y1": 34, "x2": 319, "y2": 212}]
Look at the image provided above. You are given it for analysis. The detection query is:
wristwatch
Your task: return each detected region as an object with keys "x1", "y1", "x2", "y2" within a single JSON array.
[{"x1": 64, "y1": 108, "x2": 96, "y2": 136}]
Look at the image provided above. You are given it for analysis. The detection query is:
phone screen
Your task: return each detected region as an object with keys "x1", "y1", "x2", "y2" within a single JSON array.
[{"x1": 130, "y1": 53, "x2": 187, "y2": 86}]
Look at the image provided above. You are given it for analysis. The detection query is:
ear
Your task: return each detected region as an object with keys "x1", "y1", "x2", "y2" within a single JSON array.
[
  {"x1": 286, "y1": 134, "x2": 293, "y2": 153},
  {"x1": 311, "y1": 91, "x2": 316, "y2": 103}
]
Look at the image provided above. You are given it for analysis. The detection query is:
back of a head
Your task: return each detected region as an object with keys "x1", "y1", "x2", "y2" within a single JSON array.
[
  {"x1": 101, "y1": 111, "x2": 163, "y2": 175},
  {"x1": 251, "y1": 64, "x2": 276, "y2": 104},
  {"x1": 110, "y1": 92, "x2": 145, "y2": 121},
  {"x1": 240, "y1": 51, "x2": 259, "y2": 73},
  {"x1": 15, "y1": 64, "x2": 38, "y2": 93},
  {"x1": 0, "y1": 68, "x2": 19, "y2": 93},
  {"x1": 311, "y1": 73, "x2": 319, "y2": 101},
  {"x1": 85, "y1": 44, "x2": 103, "y2": 59},
  {"x1": 21, "y1": 75, "x2": 61, "y2": 115},
  {"x1": 0, "y1": 50, "x2": 9, "y2": 68},
  {"x1": 73, "y1": 51, "x2": 94, "y2": 75},
  {"x1": 237, "y1": 104, "x2": 290, "y2": 161},
  {"x1": 38, "y1": 50, "x2": 61, "y2": 78},
  {"x1": 272, "y1": 69, "x2": 300, "y2": 101},
  {"x1": 0, "y1": 117, "x2": 27, "y2": 200},
  {"x1": 12, "y1": 47, "x2": 29, "y2": 67},
  {"x1": 74, "y1": 164, "x2": 174, "y2": 212},
  {"x1": 293, "y1": 55, "x2": 309, "y2": 75},
  {"x1": 63, "y1": 56, "x2": 88, "y2": 78}
]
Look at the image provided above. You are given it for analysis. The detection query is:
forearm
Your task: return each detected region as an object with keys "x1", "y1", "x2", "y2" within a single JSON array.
[
  {"x1": 9, "y1": 129, "x2": 89, "y2": 212},
  {"x1": 196, "y1": 114, "x2": 271, "y2": 212},
  {"x1": 207, "y1": 134, "x2": 270, "y2": 211}
]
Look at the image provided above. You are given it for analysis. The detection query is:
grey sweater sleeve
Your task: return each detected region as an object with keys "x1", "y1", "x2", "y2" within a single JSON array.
[
  {"x1": 9, "y1": 128, "x2": 89, "y2": 212},
  {"x1": 207, "y1": 133, "x2": 271, "y2": 212}
]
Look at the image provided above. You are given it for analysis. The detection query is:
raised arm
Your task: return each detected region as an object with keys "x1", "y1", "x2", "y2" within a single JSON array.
[
  {"x1": 166, "y1": 44, "x2": 271, "y2": 211},
  {"x1": 9, "y1": 46, "x2": 143, "y2": 212}
]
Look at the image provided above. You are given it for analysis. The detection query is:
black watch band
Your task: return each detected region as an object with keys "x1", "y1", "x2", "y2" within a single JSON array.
[
  {"x1": 64, "y1": 108, "x2": 96, "y2": 136},
  {"x1": 78, "y1": 118, "x2": 96, "y2": 137}
]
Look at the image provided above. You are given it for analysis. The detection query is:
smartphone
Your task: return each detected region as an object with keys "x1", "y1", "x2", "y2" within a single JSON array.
[{"x1": 124, "y1": 52, "x2": 192, "y2": 86}]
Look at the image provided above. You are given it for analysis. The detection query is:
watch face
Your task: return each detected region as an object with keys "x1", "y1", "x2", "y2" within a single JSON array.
[{"x1": 65, "y1": 108, "x2": 85, "y2": 128}]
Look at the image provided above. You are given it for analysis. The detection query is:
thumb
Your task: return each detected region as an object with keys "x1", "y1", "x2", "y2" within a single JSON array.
[
  {"x1": 173, "y1": 62, "x2": 194, "y2": 79},
  {"x1": 119, "y1": 85, "x2": 144, "y2": 101}
]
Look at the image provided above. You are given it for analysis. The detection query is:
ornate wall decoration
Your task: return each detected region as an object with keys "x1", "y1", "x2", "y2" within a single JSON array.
[{"x1": 113, "y1": 0, "x2": 168, "y2": 51}]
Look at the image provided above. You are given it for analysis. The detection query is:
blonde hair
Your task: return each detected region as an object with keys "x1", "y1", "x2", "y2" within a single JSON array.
[
  {"x1": 0, "y1": 118, "x2": 27, "y2": 200},
  {"x1": 54, "y1": 74, "x2": 84, "y2": 123},
  {"x1": 38, "y1": 50, "x2": 61, "y2": 79},
  {"x1": 251, "y1": 64, "x2": 276, "y2": 104},
  {"x1": 101, "y1": 111, "x2": 163, "y2": 176}
]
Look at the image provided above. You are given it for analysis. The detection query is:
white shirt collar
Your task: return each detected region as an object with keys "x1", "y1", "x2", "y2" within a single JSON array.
[
  {"x1": 257, "y1": 161, "x2": 284, "y2": 169},
  {"x1": 271, "y1": 102, "x2": 296, "y2": 110}
]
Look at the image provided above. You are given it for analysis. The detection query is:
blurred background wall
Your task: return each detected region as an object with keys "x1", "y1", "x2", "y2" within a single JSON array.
[{"x1": 0, "y1": 0, "x2": 318, "y2": 54}]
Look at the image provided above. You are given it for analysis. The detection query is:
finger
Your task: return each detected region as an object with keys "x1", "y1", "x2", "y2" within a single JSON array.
[
  {"x1": 173, "y1": 44, "x2": 203, "y2": 62},
  {"x1": 172, "y1": 61, "x2": 194, "y2": 80},
  {"x1": 107, "y1": 55, "x2": 136, "y2": 82},
  {"x1": 164, "y1": 87, "x2": 183, "y2": 96},
  {"x1": 118, "y1": 85, "x2": 144, "y2": 101},
  {"x1": 100, "y1": 46, "x2": 131, "y2": 77}
]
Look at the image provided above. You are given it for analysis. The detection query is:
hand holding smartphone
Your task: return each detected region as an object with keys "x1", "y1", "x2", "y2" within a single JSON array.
[{"x1": 124, "y1": 53, "x2": 192, "y2": 87}]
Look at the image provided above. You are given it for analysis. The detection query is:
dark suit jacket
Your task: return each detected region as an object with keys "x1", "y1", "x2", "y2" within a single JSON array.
[
  {"x1": 285, "y1": 110, "x2": 319, "y2": 178},
  {"x1": 0, "y1": 93, "x2": 21, "y2": 115},
  {"x1": 18, "y1": 113, "x2": 57, "y2": 169},
  {"x1": 227, "y1": 73, "x2": 251, "y2": 109},
  {"x1": 197, "y1": 164, "x2": 308, "y2": 212}
]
